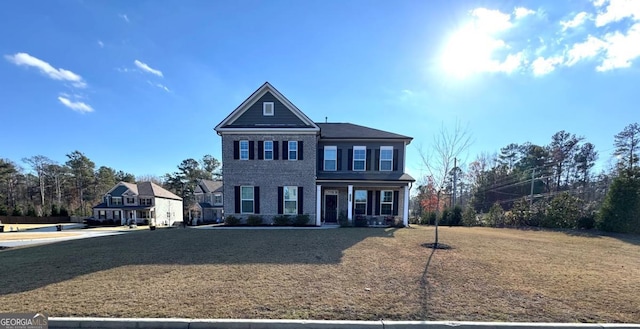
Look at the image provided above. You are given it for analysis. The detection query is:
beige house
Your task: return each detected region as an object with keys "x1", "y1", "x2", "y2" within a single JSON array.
[{"x1": 92, "y1": 181, "x2": 183, "y2": 226}]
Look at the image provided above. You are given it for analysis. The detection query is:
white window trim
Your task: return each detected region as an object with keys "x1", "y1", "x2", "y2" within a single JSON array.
[
  {"x1": 283, "y1": 186, "x2": 298, "y2": 215},
  {"x1": 214, "y1": 193, "x2": 223, "y2": 205},
  {"x1": 380, "y1": 146, "x2": 394, "y2": 171},
  {"x1": 380, "y1": 190, "x2": 393, "y2": 216},
  {"x1": 241, "y1": 186, "x2": 254, "y2": 214},
  {"x1": 324, "y1": 145, "x2": 337, "y2": 171},
  {"x1": 288, "y1": 141, "x2": 298, "y2": 161},
  {"x1": 263, "y1": 102, "x2": 274, "y2": 116},
  {"x1": 240, "y1": 140, "x2": 249, "y2": 160},
  {"x1": 264, "y1": 140, "x2": 274, "y2": 160},
  {"x1": 354, "y1": 190, "x2": 367, "y2": 215},
  {"x1": 353, "y1": 146, "x2": 366, "y2": 171},
  {"x1": 111, "y1": 197, "x2": 122, "y2": 205}
]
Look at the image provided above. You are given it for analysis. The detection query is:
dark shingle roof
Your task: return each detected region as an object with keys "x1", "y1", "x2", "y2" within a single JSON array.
[
  {"x1": 137, "y1": 181, "x2": 182, "y2": 200},
  {"x1": 108, "y1": 185, "x2": 128, "y2": 197},
  {"x1": 316, "y1": 123, "x2": 412, "y2": 141}
]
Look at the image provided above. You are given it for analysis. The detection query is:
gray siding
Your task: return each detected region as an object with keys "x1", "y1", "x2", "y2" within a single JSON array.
[
  {"x1": 229, "y1": 92, "x2": 311, "y2": 128},
  {"x1": 317, "y1": 140, "x2": 406, "y2": 175},
  {"x1": 222, "y1": 133, "x2": 318, "y2": 223}
]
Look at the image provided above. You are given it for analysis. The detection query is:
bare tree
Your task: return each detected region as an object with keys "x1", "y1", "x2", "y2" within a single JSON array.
[
  {"x1": 419, "y1": 121, "x2": 472, "y2": 246},
  {"x1": 22, "y1": 155, "x2": 53, "y2": 213}
]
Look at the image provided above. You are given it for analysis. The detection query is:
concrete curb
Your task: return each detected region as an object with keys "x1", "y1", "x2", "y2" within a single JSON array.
[{"x1": 48, "y1": 318, "x2": 640, "y2": 329}]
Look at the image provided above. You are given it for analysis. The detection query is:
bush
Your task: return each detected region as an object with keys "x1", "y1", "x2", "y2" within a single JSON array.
[
  {"x1": 292, "y1": 214, "x2": 310, "y2": 226},
  {"x1": 0, "y1": 204, "x2": 7, "y2": 216},
  {"x1": 440, "y1": 208, "x2": 451, "y2": 226},
  {"x1": 544, "y1": 192, "x2": 583, "y2": 228},
  {"x1": 462, "y1": 206, "x2": 477, "y2": 226},
  {"x1": 486, "y1": 203, "x2": 505, "y2": 227},
  {"x1": 506, "y1": 198, "x2": 529, "y2": 227},
  {"x1": 50, "y1": 204, "x2": 60, "y2": 216},
  {"x1": 247, "y1": 215, "x2": 263, "y2": 226},
  {"x1": 26, "y1": 204, "x2": 37, "y2": 217},
  {"x1": 273, "y1": 215, "x2": 291, "y2": 226},
  {"x1": 577, "y1": 214, "x2": 596, "y2": 229},
  {"x1": 598, "y1": 175, "x2": 640, "y2": 234},
  {"x1": 450, "y1": 206, "x2": 462, "y2": 226},
  {"x1": 224, "y1": 215, "x2": 241, "y2": 226},
  {"x1": 338, "y1": 211, "x2": 349, "y2": 227},
  {"x1": 59, "y1": 206, "x2": 69, "y2": 217},
  {"x1": 11, "y1": 206, "x2": 22, "y2": 216},
  {"x1": 354, "y1": 216, "x2": 368, "y2": 227}
]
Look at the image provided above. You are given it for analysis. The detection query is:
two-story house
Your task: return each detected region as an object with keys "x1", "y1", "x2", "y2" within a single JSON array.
[
  {"x1": 214, "y1": 82, "x2": 414, "y2": 226},
  {"x1": 191, "y1": 179, "x2": 224, "y2": 224},
  {"x1": 92, "y1": 181, "x2": 183, "y2": 226}
]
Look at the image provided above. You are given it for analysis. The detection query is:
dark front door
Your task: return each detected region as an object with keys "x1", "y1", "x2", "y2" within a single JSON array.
[{"x1": 325, "y1": 195, "x2": 338, "y2": 223}]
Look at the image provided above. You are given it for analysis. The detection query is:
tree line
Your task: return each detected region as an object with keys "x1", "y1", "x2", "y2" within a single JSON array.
[
  {"x1": 413, "y1": 122, "x2": 640, "y2": 234},
  {"x1": 0, "y1": 151, "x2": 221, "y2": 218}
]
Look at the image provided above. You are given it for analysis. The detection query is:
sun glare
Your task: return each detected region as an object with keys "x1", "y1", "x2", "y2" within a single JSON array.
[{"x1": 441, "y1": 25, "x2": 505, "y2": 78}]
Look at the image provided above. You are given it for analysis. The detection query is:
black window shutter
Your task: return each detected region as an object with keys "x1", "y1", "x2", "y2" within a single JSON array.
[
  {"x1": 254, "y1": 186, "x2": 260, "y2": 214},
  {"x1": 348, "y1": 148, "x2": 353, "y2": 170},
  {"x1": 298, "y1": 141, "x2": 304, "y2": 160},
  {"x1": 234, "y1": 186, "x2": 240, "y2": 213},
  {"x1": 337, "y1": 149, "x2": 342, "y2": 171},
  {"x1": 277, "y1": 187, "x2": 283, "y2": 214},
  {"x1": 233, "y1": 141, "x2": 239, "y2": 160},
  {"x1": 318, "y1": 147, "x2": 324, "y2": 171},
  {"x1": 393, "y1": 191, "x2": 399, "y2": 216},
  {"x1": 375, "y1": 149, "x2": 380, "y2": 171},
  {"x1": 258, "y1": 141, "x2": 264, "y2": 160},
  {"x1": 273, "y1": 141, "x2": 279, "y2": 160},
  {"x1": 393, "y1": 150, "x2": 399, "y2": 171},
  {"x1": 297, "y1": 186, "x2": 303, "y2": 215},
  {"x1": 249, "y1": 141, "x2": 255, "y2": 160},
  {"x1": 366, "y1": 149, "x2": 371, "y2": 171},
  {"x1": 367, "y1": 190, "x2": 373, "y2": 215},
  {"x1": 282, "y1": 141, "x2": 289, "y2": 160},
  {"x1": 375, "y1": 191, "x2": 381, "y2": 215}
]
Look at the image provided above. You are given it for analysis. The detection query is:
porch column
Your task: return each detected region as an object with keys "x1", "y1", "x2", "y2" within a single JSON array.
[
  {"x1": 347, "y1": 185, "x2": 353, "y2": 223},
  {"x1": 316, "y1": 185, "x2": 322, "y2": 226},
  {"x1": 403, "y1": 185, "x2": 410, "y2": 227}
]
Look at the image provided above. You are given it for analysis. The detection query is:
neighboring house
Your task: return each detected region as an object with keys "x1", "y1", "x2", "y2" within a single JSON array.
[
  {"x1": 214, "y1": 82, "x2": 414, "y2": 226},
  {"x1": 92, "y1": 181, "x2": 183, "y2": 226},
  {"x1": 190, "y1": 179, "x2": 224, "y2": 224}
]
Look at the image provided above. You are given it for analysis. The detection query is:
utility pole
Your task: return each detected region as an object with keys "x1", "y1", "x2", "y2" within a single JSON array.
[
  {"x1": 529, "y1": 168, "x2": 535, "y2": 208},
  {"x1": 453, "y1": 158, "x2": 457, "y2": 206}
]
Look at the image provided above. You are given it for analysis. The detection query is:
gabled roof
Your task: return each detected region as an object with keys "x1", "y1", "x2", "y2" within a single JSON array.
[
  {"x1": 197, "y1": 179, "x2": 223, "y2": 193},
  {"x1": 215, "y1": 82, "x2": 320, "y2": 133},
  {"x1": 317, "y1": 123, "x2": 412, "y2": 142},
  {"x1": 105, "y1": 181, "x2": 181, "y2": 201}
]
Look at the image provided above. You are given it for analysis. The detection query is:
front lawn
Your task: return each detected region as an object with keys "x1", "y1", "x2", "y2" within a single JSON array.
[{"x1": 0, "y1": 226, "x2": 638, "y2": 322}]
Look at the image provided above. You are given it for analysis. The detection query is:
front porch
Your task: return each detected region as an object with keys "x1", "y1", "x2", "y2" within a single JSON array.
[{"x1": 314, "y1": 182, "x2": 410, "y2": 227}]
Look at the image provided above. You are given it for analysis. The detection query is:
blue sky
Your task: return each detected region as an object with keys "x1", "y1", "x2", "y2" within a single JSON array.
[{"x1": 1, "y1": 0, "x2": 639, "y2": 181}]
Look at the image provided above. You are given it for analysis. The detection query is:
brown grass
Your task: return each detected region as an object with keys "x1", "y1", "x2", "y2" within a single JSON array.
[
  {"x1": 0, "y1": 226, "x2": 638, "y2": 322},
  {"x1": 0, "y1": 232, "x2": 80, "y2": 241}
]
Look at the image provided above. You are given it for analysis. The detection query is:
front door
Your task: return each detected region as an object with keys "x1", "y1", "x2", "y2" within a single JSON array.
[{"x1": 325, "y1": 195, "x2": 338, "y2": 223}]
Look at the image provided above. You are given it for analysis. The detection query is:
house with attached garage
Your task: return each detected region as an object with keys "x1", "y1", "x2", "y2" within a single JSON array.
[
  {"x1": 92, "y1": 181, "x2": 183, "y2": 226},
  {"x1": 214, "y1": 82, "x2": 415, "y2": 226}
]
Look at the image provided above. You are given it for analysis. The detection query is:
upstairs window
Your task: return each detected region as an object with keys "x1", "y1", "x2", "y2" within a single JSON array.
[
  {"x1": 126, "y1": 197, "x2": 135, "y2": 204},
  {"x1": 264, "y1": 141, "x2": 273, "y2": 160},
  {"x1": 214, "y1": 193, "x2": 223, "y2": 205},
  {"x1": 263, "y1": 102, "x2": 274, "y2": 116},
  {"x1": 140, "y1": 198, "x2": 153, "y2": 206},
  {"x1": 380, "y1": 146, "x2": 393, "y2": 171},
  {"x1": 324, "y1": 146, "x2": 337, "y2": 171},
  {"x1": 240, "y1": 140, "x2": 249, "y2": 160},
  {"x1": 353, "y1": 146, "x2": 366, "y2": 171},
  {"x1": 112, "y1": 197, "x2": 122, "y2": 205},
  {"x1": 288, "y1": 141, "x2": 298, "y2": 160}
]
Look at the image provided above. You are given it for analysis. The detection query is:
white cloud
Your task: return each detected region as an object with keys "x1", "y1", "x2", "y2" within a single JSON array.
[
  {"x1": 156, "y1": 83, "x2": 171, "y2": 92},
  {"x1": 597, "y1": 23, "x2": 640, "y2": 71},
  {"x1": 98, "y1": 40, "x2": 104, "y2": 48},
  {"x1": 4, "y1": 52, "x2": 87, "y2": 88},
  {"x1": 566, "y1": 35, "x2": 607, "y2": 66},
  {"x1": 595, "y1": 0, "x2": 640, "y2": 27},
  {"x1": 514, "y1": 7, "x2": 536, "y2": 19},
  {"x1": 471, "y1": 8, "x2": 513, "y2": 32},
  {"x1": 561, "y1": 12, "x2": 590, "y2": 31},
  {"x1": 491, "y1": 52, "x2": 525, "y2": 73},
  {"x1": 58, "y1": 96, "x2": 94, "y2": 113},
  {"x1": 532, "y1": 56, "x2": 564, "y2": 75},
  {"x1": 134, "y1": 60, "x2": 163, "y2": 77},
  {"x1": 119, "y1": 14, "x2": 130, "y2": 23}
]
